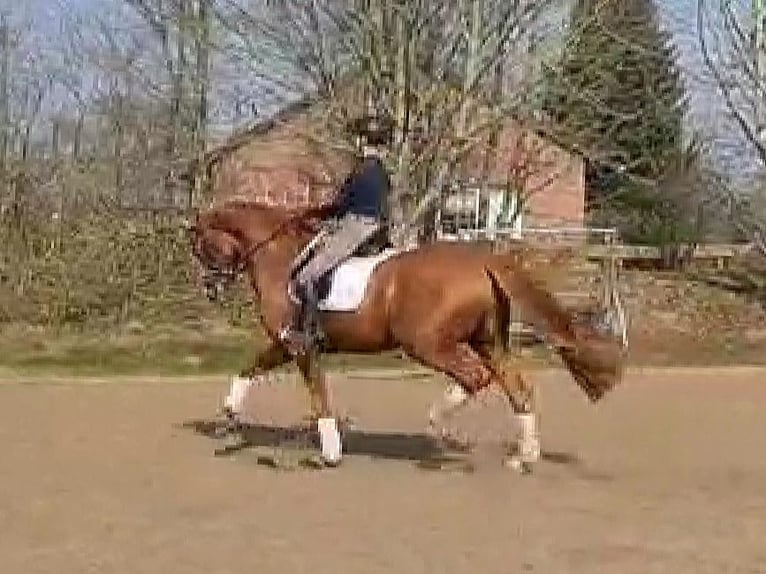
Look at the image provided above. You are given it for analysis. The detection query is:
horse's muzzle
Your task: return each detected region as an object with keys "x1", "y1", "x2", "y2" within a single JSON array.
[
  {"x1": 204, "y1": 280, "x2": 224, "y2": 302},
  {"x1": 200, "y1": 268, "x2": 233, "y2": 302}
]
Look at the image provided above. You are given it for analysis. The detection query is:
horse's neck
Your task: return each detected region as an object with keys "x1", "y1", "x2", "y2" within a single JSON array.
[
  {"x1": 216, "y1": 205, "x2": 288, "y2": 240},
  {"x1": 249, "y1": 229, "x2": 315, "y2": 293},
  {"x1": 275, "y1": 227, "x2": 315, "y2": 259}
]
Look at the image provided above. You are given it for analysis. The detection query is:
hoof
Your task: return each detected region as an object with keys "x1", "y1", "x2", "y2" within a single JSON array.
[
  {"x1": 441, "y1": 434, "x2": 474, "y2": 453},
  {"x1": 337, "y1": 415, "x2": 357, "y2": 433},
  {"x1": 504, "y1": 456, "x2": 534, "y2": 475},
  {"x1": 297, "y1": 416, "x2": 318, "y2": 433},
  {"x1": 429, "y1": 426, "x2": 474, "y2": 453},
  {"x1": 223, "y1": 409, "x2": 243, "y2": 432},
  {"x1": 212, "y1": 424, "x2": 230, "y2": 440},
  {"x1": 297, "y1": 455, "x2": 341, "y2": 470},
  {"x1": 211, "y1": 408, "x2": 241, "y2": 438},
  {"x1": 299, "y1": 456, "x2": 325, "y2": 470},
  {"x1": 300, "y1": 414, "x2": 356, "y2": 433},
  {"x1": 256, "y1": 454, "x2": 282, "y2": 469},
  {"x1": 219, "y1": 405, "x2": 239, "y2": 422}
]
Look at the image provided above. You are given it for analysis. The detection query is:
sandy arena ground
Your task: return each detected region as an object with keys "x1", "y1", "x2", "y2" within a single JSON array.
[{"x1": 1, "y1": 366, "x2": 766, "y2": 574}]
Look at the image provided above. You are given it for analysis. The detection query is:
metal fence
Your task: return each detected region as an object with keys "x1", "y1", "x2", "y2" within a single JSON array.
[
  {"x1": 429, "y1": 182, "x2": 626, "y2": 350},
  {"x1": 432, "y1": 182, "x2": 619, "y2": 246}
]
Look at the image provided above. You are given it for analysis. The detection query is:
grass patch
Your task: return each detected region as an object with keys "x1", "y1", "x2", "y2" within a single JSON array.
[
  {"x1": 0, "y1": 323, "x2": 418, "y2": 377},
  {"x1": 0, "y1": 325, "x2": 252, "y2": 377},
  {"x1": 2, "y1": 318, "x2": 765, "y2": 380}
]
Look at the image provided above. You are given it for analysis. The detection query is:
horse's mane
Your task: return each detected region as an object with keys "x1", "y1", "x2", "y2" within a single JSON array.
[
  {"x1": 216, "y1": 199, "x2": 278, "y2": 213},
  {"x1": 214, "y1": 198, "x2": 339, "y2": 235}
]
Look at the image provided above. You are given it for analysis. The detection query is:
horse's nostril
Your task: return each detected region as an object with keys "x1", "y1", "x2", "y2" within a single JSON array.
[{"x1": 203, "y1": 279, "x2": 218, "y2": 299}]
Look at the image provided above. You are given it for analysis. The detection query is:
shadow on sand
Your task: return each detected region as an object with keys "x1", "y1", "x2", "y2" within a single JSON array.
[{"x1": 179, "y1": 417, "x2": 585, "y2": 473}]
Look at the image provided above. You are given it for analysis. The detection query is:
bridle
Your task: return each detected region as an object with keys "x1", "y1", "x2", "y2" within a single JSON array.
[{"x1": 190, "y1": 207, "x2": 331, "y2": 286}]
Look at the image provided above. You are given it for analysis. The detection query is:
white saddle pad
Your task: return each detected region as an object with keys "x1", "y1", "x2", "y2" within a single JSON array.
[{"x1": 318, "y1": 248, "x2": 401, "y2": 312}]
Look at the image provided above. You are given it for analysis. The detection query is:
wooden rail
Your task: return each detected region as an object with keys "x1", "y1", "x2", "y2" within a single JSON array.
[
  {"x1": 437, "y1": 226, "x2": 754, "y2": 268},
  {"x1": 584, "y1": 243, "x2": 755, "y2": 269},
  {"x1": 477, "y1": 238, "x2": 753, "y2": 268}
]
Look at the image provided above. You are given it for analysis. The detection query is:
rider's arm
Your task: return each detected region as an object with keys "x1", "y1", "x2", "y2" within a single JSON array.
[
  {"x1": 328, "y1": 168, "x2": 356, "y2": 215},
  {"x1": 301, "y1": 177, "x2": 351, "y2": 221}
]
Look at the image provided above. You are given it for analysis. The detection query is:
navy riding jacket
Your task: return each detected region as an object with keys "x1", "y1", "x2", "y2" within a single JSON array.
[{"x1": 334, "y1": 156, "x2": 391, "y2": 222}]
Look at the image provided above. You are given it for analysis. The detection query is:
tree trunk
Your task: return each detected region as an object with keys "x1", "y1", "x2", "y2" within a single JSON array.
[
  {"x1": 390, "y1": 0, "x2": 416, "y2": 247},
  {"x1": 192, "y1": 0, "x2": 210, "y2": 208},
  {"x1": 0, "y1": 15, "x2": 9, "y2": 201}
]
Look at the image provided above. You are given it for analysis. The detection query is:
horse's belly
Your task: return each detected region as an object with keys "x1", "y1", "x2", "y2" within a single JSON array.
[{"x1": 320, "y1": 309, "x2": 394, "y2": 352}]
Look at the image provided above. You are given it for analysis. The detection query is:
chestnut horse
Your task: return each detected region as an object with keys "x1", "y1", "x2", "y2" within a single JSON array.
[{"x1": 188, "y1": 200, "x2": 627, "y2": 470}]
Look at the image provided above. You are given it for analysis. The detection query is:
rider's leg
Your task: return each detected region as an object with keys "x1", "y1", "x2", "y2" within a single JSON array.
[
  {"x1": 297, "y1": 216, "x2": 382, "y2": 279},
  {"x1": 279, "y1": 280, "x2": 314, "y2": 355},
  {"x1": 302, "y1": 280, "x2": 321, "y2": 338},
  {"x1": 280, "y1": 215, "x2": 382, "y2": 353}
]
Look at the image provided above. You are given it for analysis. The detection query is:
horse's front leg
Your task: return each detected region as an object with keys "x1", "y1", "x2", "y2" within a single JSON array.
[
  {"x1": 415, "y1": 342, "x2": 500, "y2": 453},
  {"x1": 295, "y1": 349, "x2": 343, "y2": 466},
  {"x1": 427, "y1": 382, "x2": 473, "y2": 451},
  {"x1": 221, "y1": 343, "x2": 291, "y2": 423},
  {"x1": 294, "y1": 349, "x2": 331, "y2": 419}
]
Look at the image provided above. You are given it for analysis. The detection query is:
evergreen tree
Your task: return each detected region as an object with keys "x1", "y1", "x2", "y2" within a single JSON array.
[{"x1": 538, "y1": 0, "x2": 696, "y2": 243}]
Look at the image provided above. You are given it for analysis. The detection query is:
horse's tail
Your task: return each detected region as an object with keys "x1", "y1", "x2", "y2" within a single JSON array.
[
  {"x1": 487, "y1": 267, "x2": 512, "y2": 353},
  {"x1": 485, "y1": 258, "x2": 576, "y2": 348},
  {"x1": 484, "y1": 260, "x2": 625, "y2": 403},
  {"x1": 484, "y1": 246, "x2": 576, "y2": 353}
]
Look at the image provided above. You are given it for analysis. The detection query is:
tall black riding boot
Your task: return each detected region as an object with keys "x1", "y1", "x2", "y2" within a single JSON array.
[
  {"x1": 280, "y1": 281, "x2": 321, "y2": 356},
  {"x1": 301, "y1": 282, "x2": 324, "y2": 346}
]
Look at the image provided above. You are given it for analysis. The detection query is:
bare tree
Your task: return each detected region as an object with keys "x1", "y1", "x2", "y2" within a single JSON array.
[
  {"x1": 0, "y1": 11, "x2": 61, "y2": 218},
  {"x1": 95, "y1": 0, "x2": 216, "y2": 208},
  {"x1": 213, "y1": 0, "x2": 561, "y2": 244},
  {"x1": 0, "y1": 13, "x2": 11, "y2": 199}
]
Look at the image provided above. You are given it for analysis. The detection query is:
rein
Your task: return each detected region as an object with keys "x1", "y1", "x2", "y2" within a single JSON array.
[{"x1": 229, "y1": 206, "x2": 333, "y2": 275}]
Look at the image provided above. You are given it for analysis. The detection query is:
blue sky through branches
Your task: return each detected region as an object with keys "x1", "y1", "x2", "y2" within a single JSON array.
[{"x1": 4, "y1": 0, "x2": 757, "y2": 178}]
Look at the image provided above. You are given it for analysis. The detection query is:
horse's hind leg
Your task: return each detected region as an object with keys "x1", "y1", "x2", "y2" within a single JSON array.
[
  {"x1": 477, "y1": 348, "x2": 541, "y2": 471},
  {"x1": 497, "y1": 370, "x2": 541, "y2": 472},
  {"x1": 414, "y1": 341, "x2": 500, "y2": 450}
]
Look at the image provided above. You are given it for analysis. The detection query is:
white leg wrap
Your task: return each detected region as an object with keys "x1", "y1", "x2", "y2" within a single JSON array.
[
  {"x1": 429, "y1": 383, "x2": 469, "y2": 425},
  {"x1": 317, "y1": 417, "x2": 342, "y2": 465},
  {"x1": 223, "y1": 375, "x2": 261, "y2": 415},
  {"x1": 515, "y1": 412, "x2": 541, "y2": 463}
]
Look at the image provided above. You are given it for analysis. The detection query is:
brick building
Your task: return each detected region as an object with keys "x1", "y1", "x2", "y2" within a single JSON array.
[
  {"x1": 441, "y1": 120, "x2": 586, "y2": 240},
  {"x1": 206, "y1": 100, "x2": 356, "y2": 209},
  {"x1": 206, "y1": 104, "x2": 586, "y2": 236}
]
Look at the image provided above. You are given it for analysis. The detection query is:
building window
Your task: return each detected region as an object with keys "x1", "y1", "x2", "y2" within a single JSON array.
[{"x1": 436, "y1": 183, "x2": 523, "y2": 240}]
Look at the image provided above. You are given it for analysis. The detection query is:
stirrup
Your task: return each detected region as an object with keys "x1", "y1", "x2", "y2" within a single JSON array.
[
  {"x1": 279, "y1": 327, "x2": 316, "y2": 355},
  {"x1": 287, "y1": 281, "x2": 302, "y2": 305}
]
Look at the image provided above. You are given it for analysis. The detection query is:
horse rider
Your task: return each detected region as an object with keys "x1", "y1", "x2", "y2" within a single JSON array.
[{"x1": 278, "y1": 113, "x2": 394, "y2": 355}]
